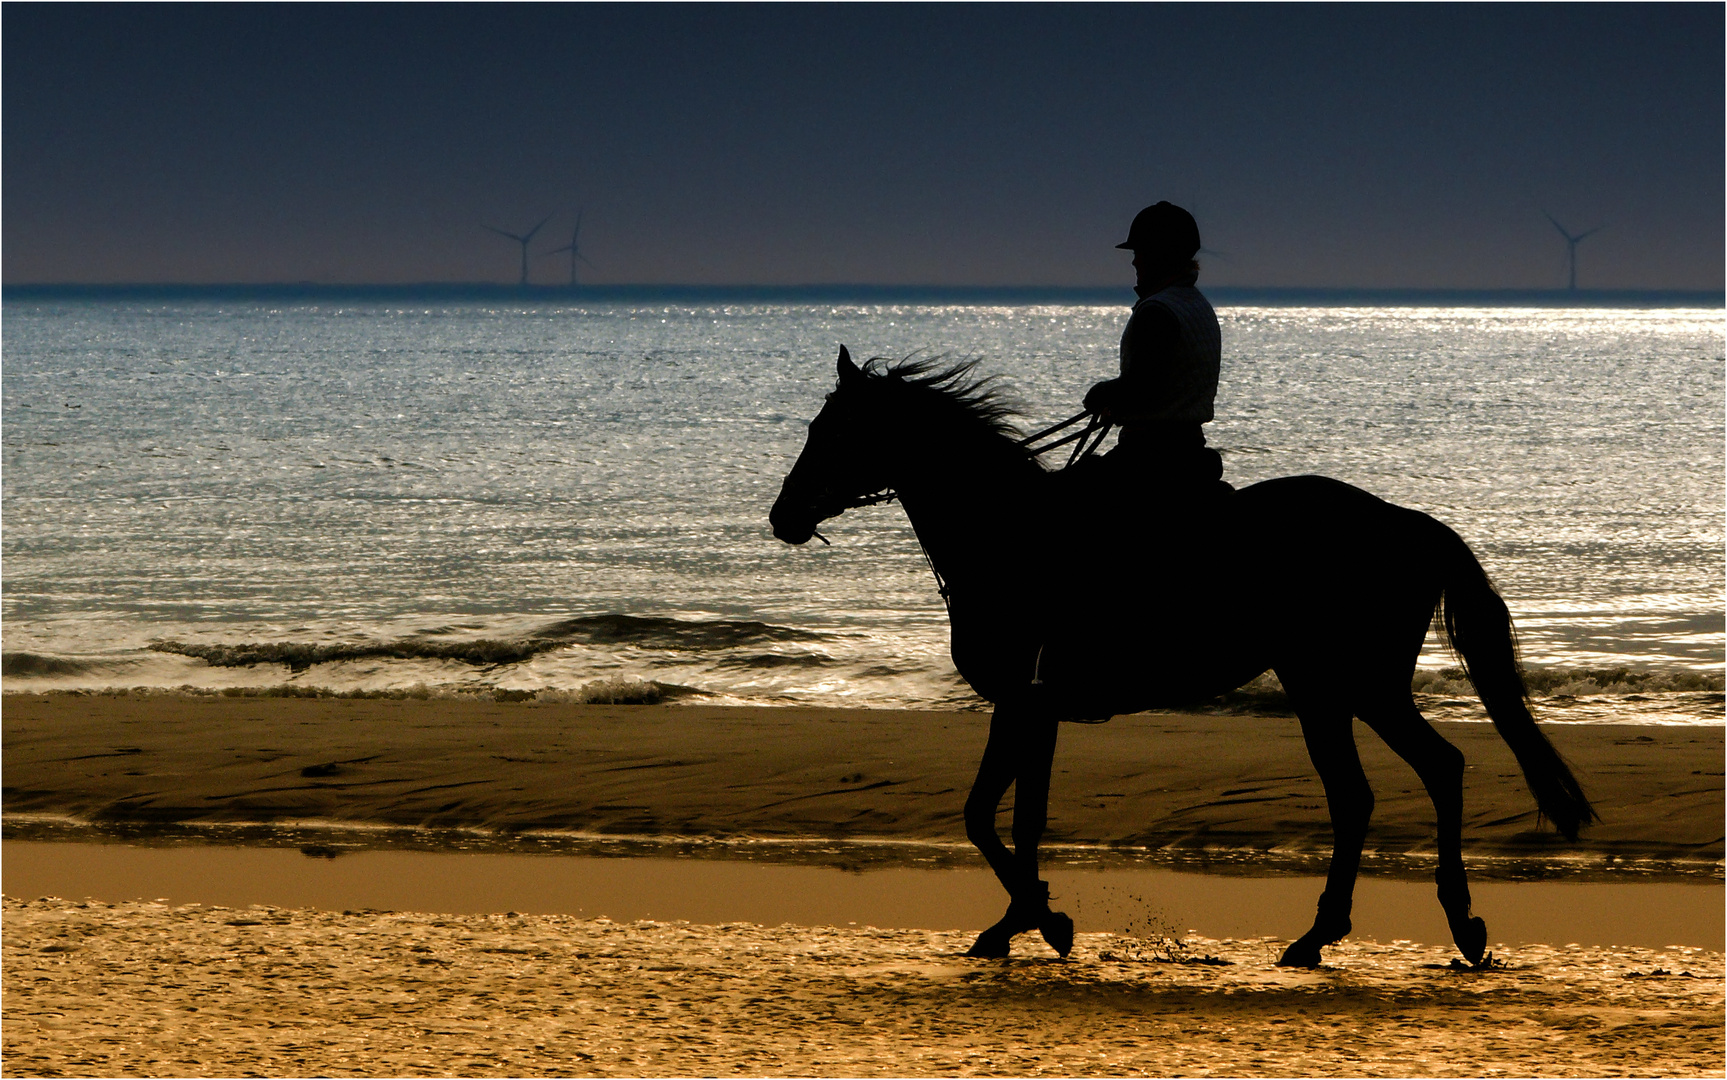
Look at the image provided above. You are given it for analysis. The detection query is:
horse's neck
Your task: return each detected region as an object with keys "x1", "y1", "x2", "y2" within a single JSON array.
[{"x1": 891, "y1": 429, "x2": 1038, "y2": 594}]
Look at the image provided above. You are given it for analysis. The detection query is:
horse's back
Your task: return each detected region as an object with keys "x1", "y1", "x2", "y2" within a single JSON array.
[
  {"x1": 1232, "y1": 473, "x2": 1455, "y2": 656},
  {"x1": 1036, "y1": 472, "x2": 1436, "y2": 614},
  {"x1": 1091, "y1": 472, "x2": 1452, "y2": 649},
  {"x1": 1235, "y1": 473, "x2": 1395, "y2": 515},
  {"x1": 1239, "y1": 472, "x2": 1452, "y2": 550},
  {"x1": 955, "y1": 471, "x2": 1457, "y2": 709}
]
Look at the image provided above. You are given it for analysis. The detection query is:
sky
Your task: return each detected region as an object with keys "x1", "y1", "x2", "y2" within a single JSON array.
[{"x1": 4, "y1": 4, "x2": 1722, "y2": 289}]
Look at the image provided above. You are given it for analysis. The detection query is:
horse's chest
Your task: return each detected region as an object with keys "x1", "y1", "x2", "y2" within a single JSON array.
[{"x1": 946, "y1": 605, "x2": 1039, "y2": 700}]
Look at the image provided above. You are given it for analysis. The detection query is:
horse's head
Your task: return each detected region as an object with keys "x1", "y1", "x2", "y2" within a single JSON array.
[{"x1": 770, "y1": 346, "x2": 895, "y2": 545}]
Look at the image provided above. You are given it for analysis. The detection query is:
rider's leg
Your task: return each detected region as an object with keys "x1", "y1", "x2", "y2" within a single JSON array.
[
  {"x1": 1278, "y1": 702, "x2": 1373, "y2": 968},
  {"x1": 1358, "y1": 692, "x2": 1485, "y2": 964}
]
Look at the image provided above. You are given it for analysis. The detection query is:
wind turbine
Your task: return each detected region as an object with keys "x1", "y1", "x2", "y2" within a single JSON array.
[
  {"x1": 1543, "y1": 211, "x2": 1605, "y2": 291},
  {"x1": 483, "y1": 213, "x2": 554, "y2": 286},
  {"x1": 540, "y1": 210, "x2": 596, "y2": 287}
]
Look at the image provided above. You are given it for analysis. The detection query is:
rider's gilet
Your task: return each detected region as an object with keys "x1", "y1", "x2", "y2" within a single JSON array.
[{"x1": 1118, "y1": 283, "x2": 1220, "y2": 436}]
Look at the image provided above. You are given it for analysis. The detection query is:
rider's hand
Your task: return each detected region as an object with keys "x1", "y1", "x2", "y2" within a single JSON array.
[{"x1": 1083, "y1": 378, "x2": 1119, "y2": 421}]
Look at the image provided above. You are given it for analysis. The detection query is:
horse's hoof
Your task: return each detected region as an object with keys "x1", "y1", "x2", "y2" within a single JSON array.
[
  {"x1": 966, "y1": 926, "x2": 1012, "y2": 959},
  {"x1": 1452, "y1": 915, "x2": 1488, "y2": 966},
  {"x1": 1039, "y1": 910, "x2": 1074, "y2": 958},
  {"x1": 1276, "y1": 939, "x2": 1324, "y2": 968}
]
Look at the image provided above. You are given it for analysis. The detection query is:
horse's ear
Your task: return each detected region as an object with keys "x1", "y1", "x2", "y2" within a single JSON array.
[{"x1": 838, "y1": 345, "x2": 862, "y2": 385}]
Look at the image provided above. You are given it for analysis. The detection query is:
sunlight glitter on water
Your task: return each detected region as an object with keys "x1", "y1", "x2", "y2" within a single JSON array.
[{"x1": 3, "y1": 300, "x2": 1721, "y2": 715}]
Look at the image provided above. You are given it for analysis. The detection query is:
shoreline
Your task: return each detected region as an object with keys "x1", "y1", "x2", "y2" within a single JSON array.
[
  {"x1": 4, "y1": 657, "x2": 1721, "y2": 728},
  {"x1": 4, "y1": 816, "x2": 1717, "y2": 884},
  {"x1": 5, "y1": 692, "x2": 1720, "y2": 880}
]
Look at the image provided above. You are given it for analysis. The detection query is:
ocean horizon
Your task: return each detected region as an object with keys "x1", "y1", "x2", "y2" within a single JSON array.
[{"x1": 5, "y1": 283, "x2": 1723, "y2": 308}]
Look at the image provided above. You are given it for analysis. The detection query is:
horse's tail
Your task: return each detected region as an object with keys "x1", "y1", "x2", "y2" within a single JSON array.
[{"x1": 1434, "y1": 524, "x2": 1597, "y2": 840}]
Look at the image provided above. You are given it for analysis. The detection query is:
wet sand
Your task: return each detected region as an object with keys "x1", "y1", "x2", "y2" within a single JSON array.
[
  {"x1": 4, "y1": 693, "x2": 1721, "y2": 872},
  {"x1": 5, "y1": 895, "x2": 1722, "y2": 1078},
  {"x1": 5, "y1": 842, "x2": 1723, "y2": 950}
]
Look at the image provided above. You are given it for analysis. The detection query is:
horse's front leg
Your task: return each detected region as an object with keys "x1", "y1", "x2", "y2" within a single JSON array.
[{"x1": 962, "y1": 701, "x2": 1073, "y2": 958}]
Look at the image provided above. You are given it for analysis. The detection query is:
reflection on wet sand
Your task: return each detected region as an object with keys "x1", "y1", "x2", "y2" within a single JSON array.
[{"x1": 4, "y1": 841, "x2": 1721, "y2": 950}]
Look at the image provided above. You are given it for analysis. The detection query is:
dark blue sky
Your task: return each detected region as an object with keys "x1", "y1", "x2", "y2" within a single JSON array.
[{"x1": 5, "y1": 4, "x2": 1721, "y2": 288}]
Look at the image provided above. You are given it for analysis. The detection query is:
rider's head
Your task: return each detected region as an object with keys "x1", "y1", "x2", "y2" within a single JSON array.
[{"x1": 1117, "y1": 202, "x2": 1200, "y2": 286}]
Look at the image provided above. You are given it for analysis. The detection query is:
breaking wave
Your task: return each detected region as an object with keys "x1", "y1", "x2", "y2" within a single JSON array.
[
  {"x1": 536, "y1": 614, "x2": 827, "y2": 650},
  {"x1": 0, "y1": 652, "x2": 94, "y2": 677},
  {"x1": 148, "y1": 638, "x2": 558, "y2": 670},
  {"x1": 1206, "y1": 666, "x2": 1724, "y2": 722},
  {"x1": 1430, "y1": 666, "x2": 1725, "y2": 697},
  {"x1": 6, "y1": 629, "x2": 1720, "y2": 724},
  {"x1": 713, "y1": 653, "x2": 834, "y2": 670},
  {"x1": 16, "y1": 677, "x2": 704, "y2": 705},
  {"x1": 146, "y1": 614, "x2": 832, "y2": 671}
]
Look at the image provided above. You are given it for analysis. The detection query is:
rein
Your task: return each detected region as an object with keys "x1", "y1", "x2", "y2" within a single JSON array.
[
  {"x1": 823, "y1": 408, "x2": 1110, "y2": 522},
  {"x1": 1018, "y1": 409, "x2": 1115, "y2": 467}
]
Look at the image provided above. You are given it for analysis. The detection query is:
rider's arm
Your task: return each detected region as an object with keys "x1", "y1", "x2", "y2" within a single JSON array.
[{"x1": 1086, "y1": 303, "x2": 1181, "y2": 423}]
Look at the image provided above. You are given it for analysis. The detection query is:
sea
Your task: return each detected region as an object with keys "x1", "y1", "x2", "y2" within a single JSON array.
[{"x1": 3, "y1": 288, "x2": 1722, "y2": 724}]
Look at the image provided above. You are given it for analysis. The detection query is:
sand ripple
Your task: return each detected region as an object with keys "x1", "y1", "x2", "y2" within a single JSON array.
[{"x1": 4, "y1": 895, "x2": 1721, "y2": 1077}]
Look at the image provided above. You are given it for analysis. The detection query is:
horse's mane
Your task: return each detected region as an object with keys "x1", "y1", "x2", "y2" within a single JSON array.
[{"x1": 860, "y1": 357, "x2": 1040, "y2": 467}]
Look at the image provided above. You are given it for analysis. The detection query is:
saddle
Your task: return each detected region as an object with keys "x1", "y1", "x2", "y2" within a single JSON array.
[{"x1": 1052, "y1": 437, "x2": 1234, "y2": 524}]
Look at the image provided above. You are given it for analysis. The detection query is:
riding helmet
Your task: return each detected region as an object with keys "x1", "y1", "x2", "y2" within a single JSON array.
[{"x1": 1116, "y1": 201, "x2": 1201, "y2": 262}]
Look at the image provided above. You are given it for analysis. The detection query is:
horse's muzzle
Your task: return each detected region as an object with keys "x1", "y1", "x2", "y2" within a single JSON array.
[{"x1": 769, "y1": 487, "x2": 821, "y2": 545}]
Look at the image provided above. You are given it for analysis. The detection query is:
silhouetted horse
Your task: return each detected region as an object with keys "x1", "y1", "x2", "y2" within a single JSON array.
[{"x1": 770, "y1": 347, "x2": 1594, "y2": 967}]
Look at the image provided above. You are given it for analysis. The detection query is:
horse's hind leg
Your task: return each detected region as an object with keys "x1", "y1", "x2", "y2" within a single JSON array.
[
  {"x1": 1278, "y1": 702, "x2": 1373, "y2": 968},
  {"x1": 1357, "y1": 693, "x2": 1487, "y2": 965}
]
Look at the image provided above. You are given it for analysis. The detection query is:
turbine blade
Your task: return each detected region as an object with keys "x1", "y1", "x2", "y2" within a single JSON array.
[
  {"x1": 482, "y1": 224, "x2": 523, "y2": 241},
  {"x1": 541, "y1": 245, "x2": 573, "y2": 256},
  {"x1": 1576, "y1": 225, "x2": 1606, "y2": 241},
  {"x1": 578, "y1": 254, "x2": 597, "y2": 269},
  {"x1": 524, "y1": 213, "x2": 555, "y2": 242},
  {"x1": 1541, "y1": 210, "x2": 1571, "y2": 239}
]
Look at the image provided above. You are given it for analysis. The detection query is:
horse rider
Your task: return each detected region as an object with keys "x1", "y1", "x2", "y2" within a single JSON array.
[{"x1": 1082, "y1": 201, "x2": 1225, "y2": 497}]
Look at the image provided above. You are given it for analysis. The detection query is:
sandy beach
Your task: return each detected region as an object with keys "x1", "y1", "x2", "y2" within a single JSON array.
[
  {"x1": 4, "y1": 693, "x2": 1723, "y2": 1076},
  {"x1": 5, "y1": 896, "x2": 1722, "y2": 1078}
]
